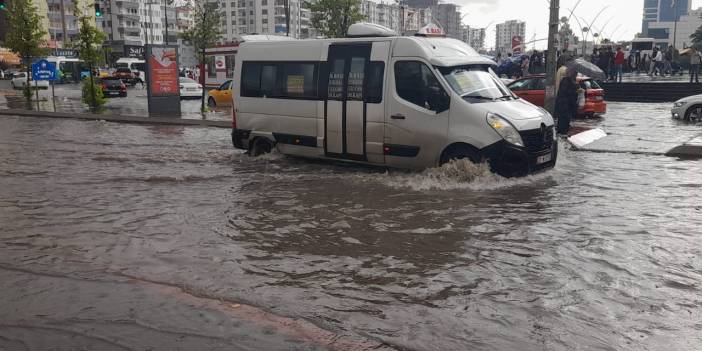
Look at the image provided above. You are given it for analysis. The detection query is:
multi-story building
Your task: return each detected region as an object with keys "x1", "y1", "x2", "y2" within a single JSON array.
[
  {"x1": 642, "y1": 0, "x2": 691, "y2": 38},
  {"x1": 401, "y1": 6, "x2": 432, "y2": 35},
  {"x1": 176, "y1": 5, "x2": 197, "y2": 67},
  {"x1": 460, "y1": 26, "x2": 485, "y2": 51},
  {"x1": 647, "y1": 7, "x2": 702, "y2": 49},
  {"x1": 47, "y1": 0, "x2": 95, "y2": 48},
  {"x1": 433, "y1": 3, "x2": 460, "y2": 39},
  {"x1": 97, "y1": 0, "x2": 166, "y2": 62},
  {"x1": 213, "y1": 0, "x2": 311, "y2": 42},
  {"x1": 495, "y1": 20, "x2": 525, "y2": 54}
]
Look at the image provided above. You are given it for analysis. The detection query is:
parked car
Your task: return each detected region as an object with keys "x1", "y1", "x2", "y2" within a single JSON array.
[
  {"x1": 98, "y1": 77, "x2": 127, "y2": 97},
  {"x1": 11, "y1": 72, "x2": 49, "y2": 90},
  {"x1": 671, "y1": 94, "x2": 702, "y2": 121},
  {"x1": 179, "y1": 77, "x2": 203, "y2": 99},
  {"x1": 113, "y1": 67, "x2": 141, "y2": 86},
  {"x1": 5, "y1": 69, "x2": 21, "y2": 79},
  {"x1": 507, "y1": 74, "x2": 606, "y2": 116},
  {"x1": 207, "y1": 80, "x2": 233, "y2": 107}
]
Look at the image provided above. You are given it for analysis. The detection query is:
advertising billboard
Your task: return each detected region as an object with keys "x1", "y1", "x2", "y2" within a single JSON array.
[
  {"x1": 148, "y1": 46, "x2": 179, "y2": 96},
  {"x1": 512, "y1": 36, "x2": 523, "y2": 53},
  {"x1": 145, "y1": 45, "x2": 181, "y2": 116}
]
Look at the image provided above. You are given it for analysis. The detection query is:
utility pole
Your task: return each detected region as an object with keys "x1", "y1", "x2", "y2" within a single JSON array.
[
  {"x1": 673, "y1": 0, "x2": 679, "y2": 49},
  {"x1": 545, "y1": 0, "x2": 559, "y2": 115}
]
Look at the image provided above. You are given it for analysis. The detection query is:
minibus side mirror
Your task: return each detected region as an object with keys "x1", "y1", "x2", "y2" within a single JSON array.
[{"x1": 428, "y1": 85, "x2": 450, "y2": 113}]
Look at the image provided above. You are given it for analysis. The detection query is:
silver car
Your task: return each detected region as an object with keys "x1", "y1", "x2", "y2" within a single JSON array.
[{"x1": 672, "y1": 94, "x2": 702, "y2": 120}]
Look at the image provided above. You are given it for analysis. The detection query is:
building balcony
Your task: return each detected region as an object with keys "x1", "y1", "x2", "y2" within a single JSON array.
[{"x1": 117, "y1": 12, "x2": 140, "y2": 20}]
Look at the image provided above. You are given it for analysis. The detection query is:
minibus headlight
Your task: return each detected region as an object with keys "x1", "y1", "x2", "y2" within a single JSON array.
[{"x1": 486, "y1": 113, "x2": 524, "y2": 147}]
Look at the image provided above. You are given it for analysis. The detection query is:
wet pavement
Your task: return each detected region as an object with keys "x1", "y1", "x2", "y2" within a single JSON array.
[
  {"x1": 1, "y1": 102, "x2": 701, "y2": 350},
  {"x1": 0, "y1": 80, "x2": 230, "y2": 121}
]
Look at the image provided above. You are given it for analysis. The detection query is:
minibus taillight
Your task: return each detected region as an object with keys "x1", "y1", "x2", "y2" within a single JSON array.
[{"x1": 231, "y1": 105, "x2": 237, "y2": 129}]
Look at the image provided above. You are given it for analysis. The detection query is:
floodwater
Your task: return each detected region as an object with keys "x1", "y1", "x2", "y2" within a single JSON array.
[{"x1": 1, "y1": 102, "x2": 701, "y2": 350}]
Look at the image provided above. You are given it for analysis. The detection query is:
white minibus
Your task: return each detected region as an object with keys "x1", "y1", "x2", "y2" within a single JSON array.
[{"x1": 231, "y1": 23, "x2": 557, "y2": 177}]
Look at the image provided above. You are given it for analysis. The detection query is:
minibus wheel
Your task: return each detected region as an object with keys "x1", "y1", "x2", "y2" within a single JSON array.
[
  {"x1": 440, "y1": 144, "x2": 480, "y2": 165},
  {"x1": 249, "y1": 137, "x2": 273, "y2": 156}
]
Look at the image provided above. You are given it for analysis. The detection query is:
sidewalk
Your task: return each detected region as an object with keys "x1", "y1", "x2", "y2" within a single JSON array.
[{"x1": 0, "y1": 80, "x2": 230, "y2": 121}]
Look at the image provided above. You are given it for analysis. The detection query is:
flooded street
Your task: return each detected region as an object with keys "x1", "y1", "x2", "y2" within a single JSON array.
[{"x1": 1, "y1": 102, "x2": 701, "y2": 350}]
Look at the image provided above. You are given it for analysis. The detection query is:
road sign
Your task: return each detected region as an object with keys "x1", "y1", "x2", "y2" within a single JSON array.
[{"x1": 31, "y1": 59, "x2": 57, "y2": 81}]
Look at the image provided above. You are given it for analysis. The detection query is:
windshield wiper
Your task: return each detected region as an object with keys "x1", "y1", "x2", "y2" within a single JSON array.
[{"x1": 462, "y1": 94, "x2": 495, "y2": 101}]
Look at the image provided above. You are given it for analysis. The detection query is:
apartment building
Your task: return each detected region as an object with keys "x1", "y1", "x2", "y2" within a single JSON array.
[
  {"x1": 176, "y1": 5, "x2": 197, "y2": 67},
  {"x1": 46, "y1": 0, "x2": 95, "y2": 47},
  {"x1": 213, "y1": 0, "x2": 312, "y2": 42},
  {"x1": 460, "y1": 25, "x2": 485, "y2": 51},
  {"x1": 495, "y1": 20, "x2": 525, "y2": 54}
]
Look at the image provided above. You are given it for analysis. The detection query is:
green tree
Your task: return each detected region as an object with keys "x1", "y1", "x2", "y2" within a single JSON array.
[
  {"x1": 690, "y1": 25, "x2": 702, "y2": 50},
  {"x1": 180, "y1": 1, "x2": 222, "y2": 112},
  {"x1": 4, "y1": 0, "x2": 49, "y2": 104},
  {"x1": 307, "y1": 0, "x2": 365, "y2": 38},
  {"x1": 72, "y1": 0, "x2": 107, "y2": 111}
]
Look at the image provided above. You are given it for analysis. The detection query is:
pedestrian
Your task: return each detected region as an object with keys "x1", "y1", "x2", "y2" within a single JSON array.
[
  {"x1": 614, "y1": 47, "x2": 625, "y2": 83},
  {"x1": 664, "y1": 46, "x2": 674, "y2": 75},
  {"x1": 555, "y1": 67, "x2": 580, "y2": 135},
  {"x1": 496, "y1": 52, "x2": 504, "y2": 66},
  {"x1": 690, "y1": 49, "x2": 701, "y2": 83},
  {"x1": 607, "y1": 47, "x2": 615, "y2": 81},
  {"x1": 521, "y1": 54, "x2": 530, "y2": 77},
  {"x1": 635, "y1": 51, "x2": 642, "y2": 74},
  {"x1": 557, "y1": 48, "x2": 571, "y2": 68}
]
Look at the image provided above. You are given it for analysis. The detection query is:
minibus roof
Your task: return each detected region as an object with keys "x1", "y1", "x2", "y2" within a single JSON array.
[{"x1": 394, "y1": 36, "x2": 496, "y2": 68}]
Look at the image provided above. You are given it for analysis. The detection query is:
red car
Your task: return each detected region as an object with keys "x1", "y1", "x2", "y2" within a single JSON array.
[{"x1": 507, "y1": 74, "x2": 606, "y2": 116}]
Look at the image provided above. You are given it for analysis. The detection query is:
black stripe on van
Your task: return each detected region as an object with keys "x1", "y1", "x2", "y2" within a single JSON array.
[
  {"x1": 383, "y1": 144, "x2": 420, "y2": 157},
  {"x1": 273, "y1": 133, "x2": 317, "y2": 147}
]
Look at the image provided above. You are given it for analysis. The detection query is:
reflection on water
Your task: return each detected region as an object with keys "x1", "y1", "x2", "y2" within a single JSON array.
[{"x1": 0, "y1": 106, "x2": 701, "y2": 350}]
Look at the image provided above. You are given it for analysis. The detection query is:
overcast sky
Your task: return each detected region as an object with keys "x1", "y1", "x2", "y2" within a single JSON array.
[{"x1": 456, "y1": 0, "x2": 702, "y2": 49}]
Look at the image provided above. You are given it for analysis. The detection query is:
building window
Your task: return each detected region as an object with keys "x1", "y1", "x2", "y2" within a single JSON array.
[
  {"x1": 262, "y1": 0, "x2": 267, "y2": 5},
  {"x1": 262, "y1": 9, "x2": 267, "y2": 15},
  {"x1": 262, "y1": 19, "x2": 267, "y2": 24}
]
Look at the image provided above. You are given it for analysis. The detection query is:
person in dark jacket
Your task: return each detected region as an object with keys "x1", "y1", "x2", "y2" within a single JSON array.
[{"x1": 555, "y1": 68, "x2": 580, "y2": 135}]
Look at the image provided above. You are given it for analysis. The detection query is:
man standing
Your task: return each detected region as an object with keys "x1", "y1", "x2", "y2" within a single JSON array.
[
  {"x1": 664, "y1": 47, "x2": 674, "y2": 76},
  {"x1": 690, "y1": 49, "x2": 701, "y2": 83},
  {"x1": 555, "y1": 67, "x2": 580, "y2": 135},
  {"x1": 614, "y1": 47, "x2": 625, "y2": 83},
  {"x1": 653, "y1": 48, "x2": 664, "y2": 76}
]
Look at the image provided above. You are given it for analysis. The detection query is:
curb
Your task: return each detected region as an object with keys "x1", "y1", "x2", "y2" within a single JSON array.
[
  {"x1": 0, "y1": 109, "x2": 231, "y2": 128},
  {"x1": 665, "y1": 135, "x2": 702, "y2": 159}
]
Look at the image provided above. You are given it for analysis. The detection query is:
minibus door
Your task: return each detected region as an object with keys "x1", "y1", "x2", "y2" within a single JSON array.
[{"x1": 324, "y1": 44, "x2": 372, "y2": 161}]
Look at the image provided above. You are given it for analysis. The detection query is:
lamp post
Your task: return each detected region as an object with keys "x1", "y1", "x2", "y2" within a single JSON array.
[{"x1": 673, "y1": 0, "x2": 679, "y2": 48}]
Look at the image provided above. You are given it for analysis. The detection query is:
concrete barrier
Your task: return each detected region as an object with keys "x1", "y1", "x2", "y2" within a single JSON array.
[
  {"x1": 0, "y1": 108, "x2": 231, "y2": 128},
  {"x1": 599, "y1": 82, "x2": 702, "y2": 103}
]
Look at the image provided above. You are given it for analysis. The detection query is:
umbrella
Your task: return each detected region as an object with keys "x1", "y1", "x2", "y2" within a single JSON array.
[
  {"x1": 567, "y1": 58, "x2": 606, "y2": 80},
  {"x1": 680, "y1": 47, "x2": 695, "y2": 56}
]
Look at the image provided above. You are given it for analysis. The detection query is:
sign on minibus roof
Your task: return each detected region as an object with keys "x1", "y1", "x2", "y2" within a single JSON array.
[{"x1": 416, "y1": 23, "x2": 445, "y2": 37}]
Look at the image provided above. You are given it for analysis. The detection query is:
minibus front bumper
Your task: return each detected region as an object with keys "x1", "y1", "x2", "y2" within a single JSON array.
[{"x1": 481, "y1": 129, "x2": 558, "y2": 177}]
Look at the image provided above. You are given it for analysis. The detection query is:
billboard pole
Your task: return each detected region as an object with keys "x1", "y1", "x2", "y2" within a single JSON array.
[{"x1": 545, "y1": 0, "x2": 560, "y2": 116}]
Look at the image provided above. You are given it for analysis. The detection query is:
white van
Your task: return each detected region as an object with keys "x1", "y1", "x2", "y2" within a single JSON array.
[
  {"x1": 115, "y1": 58, "x2": 146, "y2": 84},
  {"x1": 231, "y1": 23, "x2": 557, "y2": 177}
]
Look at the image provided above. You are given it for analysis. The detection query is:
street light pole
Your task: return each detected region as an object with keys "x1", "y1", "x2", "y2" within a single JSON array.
[
  {"x1": 673, "y1": 0, "x2": 679, "y2": 48},
  {"x1": 545, "y1": 0, "x2": 559, "y2": 115}
]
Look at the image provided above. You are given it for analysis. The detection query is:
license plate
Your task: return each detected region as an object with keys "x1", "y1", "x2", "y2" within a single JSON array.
[
  {"x1": 108, "y1": 91, "x2": 119, "y2": 95},
  {"x1": 187, "y1": 88, "x2": 197, "y2": 91},
  {"x1": 536, "y1": 152, "x2": 552, "y2": 164}
]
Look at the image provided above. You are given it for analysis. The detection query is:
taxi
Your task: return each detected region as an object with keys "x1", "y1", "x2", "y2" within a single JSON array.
[{"x1": 207, "y1": 80, "x2": 233, "y2": 108}]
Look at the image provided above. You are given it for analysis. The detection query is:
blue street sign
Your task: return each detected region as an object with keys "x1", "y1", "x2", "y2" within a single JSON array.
[{"x1": 32, "y1": 59, "x2": 57, "y2": 81}]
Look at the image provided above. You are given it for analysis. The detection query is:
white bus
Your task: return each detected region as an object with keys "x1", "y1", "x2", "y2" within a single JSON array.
[
  {"x1": 46, "y1": 56, "x2": 90, "y2": 83},
  {"x1": 231, "y1": 23, "x2": 558, "y2": 177},
  {"x1": 627, "y1": 38, "x2": 656, "y2": 58}
]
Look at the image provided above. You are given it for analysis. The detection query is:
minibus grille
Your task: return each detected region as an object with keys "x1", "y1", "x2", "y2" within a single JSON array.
[{"x1": 520, "y1": 127, "x2": 553, "y2": 153}]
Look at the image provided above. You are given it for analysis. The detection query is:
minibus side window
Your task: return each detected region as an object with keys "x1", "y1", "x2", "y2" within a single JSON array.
[
  {"x1": 281, "y1": 63, "x2": 317, "y2": 98},
  {"x1": 365, "y1": 62, "x2": 384, "y2": 104},
  {"x1": 394, "y1": 61, "x2": 449, "y2": 113},
  {"x1": 241, "y1": 62, "x2": 262, "y2": 97},
  {"x1": 260, "y1": 64, "x2": 278, "y2": 97}
]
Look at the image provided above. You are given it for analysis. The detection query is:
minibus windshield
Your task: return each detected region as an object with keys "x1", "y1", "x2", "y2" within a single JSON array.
[{"x1": 439, "y1": 65, "x2": 514, "y2": 101}]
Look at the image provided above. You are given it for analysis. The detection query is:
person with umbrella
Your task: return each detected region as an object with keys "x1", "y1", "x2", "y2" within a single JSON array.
[{"x1": 555, "y1": 67, "x2": 580, "y2": 135}]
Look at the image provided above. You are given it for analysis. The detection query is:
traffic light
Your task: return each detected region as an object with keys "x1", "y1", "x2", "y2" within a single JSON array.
[
  {"x1": 0, "y1": 0, "x2": 7, "y2": 10},
  {"x1": 94, "y1": 3, "x2": 102, "y2": 17}
]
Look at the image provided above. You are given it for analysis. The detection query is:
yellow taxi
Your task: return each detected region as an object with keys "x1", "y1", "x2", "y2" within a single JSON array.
[{"x1": 207, "y1": 80, "x2": 233, "y2": 108}]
